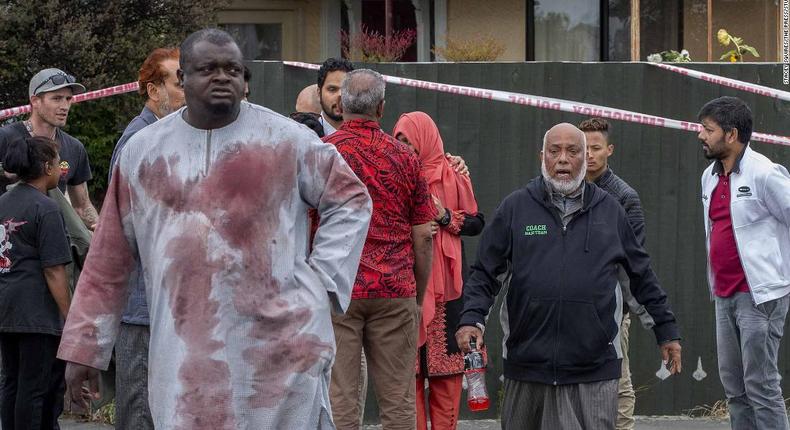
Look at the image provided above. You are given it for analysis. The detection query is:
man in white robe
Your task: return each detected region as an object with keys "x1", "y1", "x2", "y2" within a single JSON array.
[{"x1": 57, "y1": 28, "x2": 372, "y2": 429}]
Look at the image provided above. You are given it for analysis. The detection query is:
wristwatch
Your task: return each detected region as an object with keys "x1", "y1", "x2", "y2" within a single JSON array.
[{"x1": 437, "y1": 208, "x2": 451, "y2": 226}]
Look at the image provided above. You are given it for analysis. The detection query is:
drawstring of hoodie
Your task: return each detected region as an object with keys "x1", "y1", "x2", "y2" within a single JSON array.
[{"x1": 584, "y1": 207, "x2": 592, "y2": 252}]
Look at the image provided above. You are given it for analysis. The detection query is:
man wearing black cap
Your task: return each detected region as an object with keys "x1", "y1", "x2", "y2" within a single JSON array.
[{"x1": 0, "y1": 68, "x2": 99, "y2": 230}]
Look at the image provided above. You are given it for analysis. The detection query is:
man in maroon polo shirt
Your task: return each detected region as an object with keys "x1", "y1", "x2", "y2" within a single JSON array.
[
  {"x1": 324, "y1": 69, "x2": 435, "y2": 429},
  {"x1": 699, "y1": 96, "x2": 790, "y2": 430}
]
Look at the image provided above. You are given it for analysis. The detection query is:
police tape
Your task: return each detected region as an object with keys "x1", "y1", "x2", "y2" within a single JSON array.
[
  {"x1": 0, "y1": 82, "x2": 140, "y2": 121},
  {"x1": 2, "y1": 64, "x2": 788, "y2": 147},
  {"x1": 284, "y1": 61, "x2": 790, "y2": 147},
  {"x1": 649, "y1": 62, "x2": 790, "y2": 102}
]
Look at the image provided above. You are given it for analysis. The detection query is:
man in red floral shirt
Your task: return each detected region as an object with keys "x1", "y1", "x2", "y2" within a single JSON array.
[{"x1": 324, "y1": 69, "x2": 435, "y2": 429}]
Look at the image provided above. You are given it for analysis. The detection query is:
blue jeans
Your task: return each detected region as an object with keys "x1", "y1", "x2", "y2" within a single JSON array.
[{"x1": 716, "y1": 293, "x2": 790, "y2": 430}]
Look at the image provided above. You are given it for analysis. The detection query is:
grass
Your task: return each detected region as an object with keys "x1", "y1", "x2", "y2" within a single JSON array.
[
  {"x1": 90, "y1": 402, "x2": 115, "y2": 425},
  {"x1": 685, "y1": 399, "x2": 730, "y2": 419},
  {"x1": 63, "y1": 400, "x2": 115, "y2": 425},
  {"x1": 685, "y1": 398, "x2": 790, "y2": 420}
]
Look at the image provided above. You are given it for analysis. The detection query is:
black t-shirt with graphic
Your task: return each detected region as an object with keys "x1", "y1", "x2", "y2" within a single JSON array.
[
  {"x1": 0, "y1": 184, "x2": 72, "y2": 335},
  {"x1": 0, "y1": 121, "x2": 92, "y2": 196}
]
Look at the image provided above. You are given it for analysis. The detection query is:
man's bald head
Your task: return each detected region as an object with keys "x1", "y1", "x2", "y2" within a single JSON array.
[
  {"x1": 295, "y1": 84, "x2": 321, "y2": 114},
  {"x1": 341, "y1": 69, "x2": 386, "y2": 117},
  {"x1": 543, "y1": 122, "x2": 586, "y2": 151},
  {"x1": 541, "y1": 122, "x2": 587, "y2": 195}
]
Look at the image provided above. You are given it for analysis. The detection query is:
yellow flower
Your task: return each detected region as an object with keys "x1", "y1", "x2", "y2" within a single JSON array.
[
  {"x1": 729, "y1": 54, "x2": 738, "y2": 62},
  {"x1": 717, "y1": 29, "x2": 730, "y2": 46}
]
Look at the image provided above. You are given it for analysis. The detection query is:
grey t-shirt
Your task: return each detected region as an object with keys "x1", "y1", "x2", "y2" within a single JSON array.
[
  {"x1": 0, "y1": 122, "x2": 92, "y2": 195},
  {"x1": 0, "y1": 184, "x2": 72, "y2": 335}
]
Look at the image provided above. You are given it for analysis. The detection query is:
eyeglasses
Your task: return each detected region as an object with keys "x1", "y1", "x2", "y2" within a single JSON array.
[{"x1": 33, "y1": 72, "x2": 76, "y2": 95}]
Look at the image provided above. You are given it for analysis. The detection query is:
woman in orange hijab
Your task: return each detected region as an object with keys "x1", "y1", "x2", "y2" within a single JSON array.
[{"x1": 393, "y1": 112, "x2": 484, "y2": 430}]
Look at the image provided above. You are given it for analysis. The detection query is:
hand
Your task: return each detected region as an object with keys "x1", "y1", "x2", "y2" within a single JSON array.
[
  {"x1": 432, "y1": 195, "x2": 445, "y2": 221},
  {"x1": 445, "y1": 153, "x2": 470, "y2": 176},
  {"x1": 430, "y1": 221, "x2": 439, "y2": 236},
  {"x1": 455, "y1": 325, "x2": 484, "y2": 354},
  {"x1": 65, "y1": 362, "x2": 101, "y2": 411},
  {"x1": 660, "y1": 340, "x2": 682, "y2": 375}
]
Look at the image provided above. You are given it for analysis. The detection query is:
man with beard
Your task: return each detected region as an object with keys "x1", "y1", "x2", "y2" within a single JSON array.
[
  {"x1": 317, "y1": 58, "x2": 353, "y2": 136},
  {"x1": 456, "y1": 123, "x2": 682, "y2": 429},
  {"x1": 57, "y1": 28, "x2": 372, "y2": 429},
  {"x1": 107, "y1": 46, "x2": 185, "y2": 430},
  {"x1": 699, "y1": 96, "x2": 790, "y2": 430}
]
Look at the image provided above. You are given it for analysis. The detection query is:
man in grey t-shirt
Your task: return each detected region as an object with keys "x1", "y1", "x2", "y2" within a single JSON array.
[{"x1": 0, "y1": 68, "x2": 98, "y2": 231}]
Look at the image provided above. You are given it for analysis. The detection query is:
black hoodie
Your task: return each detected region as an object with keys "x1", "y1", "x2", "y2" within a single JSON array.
[{"x1": 459, "y1": 177, "x2": 679, "y2": 385}]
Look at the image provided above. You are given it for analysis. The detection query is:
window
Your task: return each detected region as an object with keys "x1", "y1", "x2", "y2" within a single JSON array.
[
  {"x1": 639, "y1": 0, "x2": 682, "y2": 61},
  {"x1": 533, "y1": 0, "x2": 601, "y2": 61},
  {"x1": 528, "y1": 0, "x2": 632, "y2": 61},
  {"x1": 607, "y1": 0, "x2": 632, "y2": 60},
  {"x1": 218, "y1": 8, "x2": 300, "y2": 61},
  {"x1": 223, "y1": 24, "x2": 283, "y2": 60},
  {"x1": 682, "y1": 0, "x2": 779, "y2": 62}
]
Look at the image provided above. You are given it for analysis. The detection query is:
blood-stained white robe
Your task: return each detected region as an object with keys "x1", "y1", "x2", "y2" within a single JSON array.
[{"x1": 57, "y1": 102, "x2": 372, "y2": 429}]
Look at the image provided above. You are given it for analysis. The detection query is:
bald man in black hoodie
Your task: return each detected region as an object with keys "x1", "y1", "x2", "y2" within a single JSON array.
[{"x1": 456, "y1": 123, "x2": 682, "y2": 430}]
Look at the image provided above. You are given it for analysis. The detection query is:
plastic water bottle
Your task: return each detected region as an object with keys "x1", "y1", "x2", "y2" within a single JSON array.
[{"x1": 464, "y1": 337, "x2": 489, "y2": 411}]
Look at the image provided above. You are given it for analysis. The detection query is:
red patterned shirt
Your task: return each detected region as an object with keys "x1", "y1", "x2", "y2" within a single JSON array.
[{"x1": 323, "y1": 119, "x2": 436, "y2": 299}]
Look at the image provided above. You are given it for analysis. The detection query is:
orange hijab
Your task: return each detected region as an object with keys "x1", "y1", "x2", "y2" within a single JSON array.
[{"x1": 393, "y1": 111, "x2": 478, "y2": 346}]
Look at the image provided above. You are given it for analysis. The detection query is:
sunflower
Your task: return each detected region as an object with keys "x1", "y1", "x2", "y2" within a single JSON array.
[{"x1": 717, "y1": 29, "x2": 730, "y2": 46}]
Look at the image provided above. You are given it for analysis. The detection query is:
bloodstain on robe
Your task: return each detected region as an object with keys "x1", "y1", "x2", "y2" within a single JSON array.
[{"x1": 139, "y1": 141, "x2": 333, "y2": 419}]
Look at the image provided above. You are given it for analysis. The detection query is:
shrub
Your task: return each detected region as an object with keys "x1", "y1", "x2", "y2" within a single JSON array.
[
  {"x1": 341, "y1": 25, "x2": 416, "y2": 63},
  {"x1": 433, "y1": 35, "x2": 506, "y2": 62}
]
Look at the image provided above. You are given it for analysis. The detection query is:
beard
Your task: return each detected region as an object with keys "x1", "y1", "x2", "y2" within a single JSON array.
[
  {"x1": 319, "y1": 95, "x2": 342, "y2": 122},
  {"x1": 701, "y1": 140, "x2": 720, "y2": 160},
  {"x1": 541, "y1": 159, "x2": 587, "y2": 195},
  {"x1": 159, "y1": 93, "x2": 174, "y2": 117}
]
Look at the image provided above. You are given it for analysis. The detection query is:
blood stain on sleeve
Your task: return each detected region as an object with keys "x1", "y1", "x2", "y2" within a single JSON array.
[
  {"x1": 305, "y1": 144, "x2": 371, "y2": 212},
  {"x1": 61, "y1": 168, "x2": 137, "y2": 363}
]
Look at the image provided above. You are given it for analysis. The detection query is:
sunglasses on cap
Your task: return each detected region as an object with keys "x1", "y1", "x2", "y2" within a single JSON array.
[{"x1": 33, "y1": 72, "x2": 77, "y2": 95}]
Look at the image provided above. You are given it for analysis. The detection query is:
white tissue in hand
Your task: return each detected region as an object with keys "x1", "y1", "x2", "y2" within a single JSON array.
[
  {"x1": 655, "y1": 360, "x2": 671, "y2": 380},
  {"x1": 692, "y1": 356, "x2": 707, "y2": 381},
  {"x1": 462, "y1": 374, "x2": 468, "y2": 390}
]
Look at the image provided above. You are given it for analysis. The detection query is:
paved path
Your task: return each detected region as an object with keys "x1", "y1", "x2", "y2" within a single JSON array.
[
  {"x1": 54, "y1": 416, "x2": 730, "y2": 429},
  {"x1": 363, "y1": 417, "x2": 730, "y2": 430}
]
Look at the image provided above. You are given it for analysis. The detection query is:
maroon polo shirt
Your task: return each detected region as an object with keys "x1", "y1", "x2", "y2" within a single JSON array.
[{"x1": 709, "y1": 173, "x2": 750, "y2": 297}]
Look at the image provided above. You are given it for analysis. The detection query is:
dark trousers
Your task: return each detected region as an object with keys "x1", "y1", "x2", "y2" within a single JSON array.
[
  {"x1": 0, "y1": 333, "x2": 65, "y2": 430},
  {"x1": 115, "y1": 323, "x2": 154, "y2": 429}
]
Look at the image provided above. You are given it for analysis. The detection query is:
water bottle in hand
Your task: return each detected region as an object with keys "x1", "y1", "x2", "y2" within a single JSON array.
[{"x1": 464, "y1": 337, "x2": 489, "y2": 411}]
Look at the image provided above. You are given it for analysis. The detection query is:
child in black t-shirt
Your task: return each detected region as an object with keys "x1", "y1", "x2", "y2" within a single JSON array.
[{"x1": 0, "y1": 136, "x2": 72, "y2": 430}]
